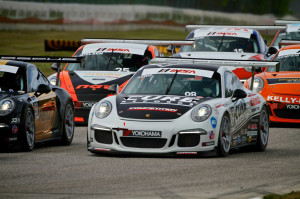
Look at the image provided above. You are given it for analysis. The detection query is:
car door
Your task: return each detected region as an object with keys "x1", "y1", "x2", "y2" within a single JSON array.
[
  {"x1": 224, "y1": 71, "x2": 252, "y2": 146},
  {"x1": 27, "y1": 66, "x2": 57, "y2": 141}
]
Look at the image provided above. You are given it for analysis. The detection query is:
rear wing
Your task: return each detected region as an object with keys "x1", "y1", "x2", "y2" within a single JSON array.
[
  {"x1": 0, "y1": 55, "x2": 84, "y2": 86},
  {"x1": 185, "y1": 25, "x2": 286, "y2": 32},
  {"x1": 279, "y1": 40, "x2": 300, "y2": 48},
  {"x1": 81, "y1": 38, "x2": 193, "y2": 46},
  {"x1": 150, "y1": 57, "x2": 279, "y2": 90},
  {"x1": 274, "y1": 20, "x2": 300, "y2": 25}
]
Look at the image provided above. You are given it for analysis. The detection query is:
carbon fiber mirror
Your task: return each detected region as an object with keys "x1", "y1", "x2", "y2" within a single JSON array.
[{"x1": 231, "y1": 89, "x2": 247, "y2": 102}]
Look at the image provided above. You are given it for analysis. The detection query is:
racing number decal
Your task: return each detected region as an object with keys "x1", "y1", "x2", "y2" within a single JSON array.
[
  {"x1": 232, "y1": 99, "x2": 246, "y2": 127},
  {"x1": 185, "y1": 92, "x2": 196, "y2": 96},
  {"x1": 115, "y1": 67, "x2": 130, "y2": 72}
]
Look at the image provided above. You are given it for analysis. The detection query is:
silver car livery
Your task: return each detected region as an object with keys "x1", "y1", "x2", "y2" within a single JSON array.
[{"x1": 87, "y1": 58, "x2": 278, "y2": 157}]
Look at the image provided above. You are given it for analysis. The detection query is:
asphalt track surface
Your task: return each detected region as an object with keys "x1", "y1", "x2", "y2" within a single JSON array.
[{"x1": 0, "y1": 123, "x2": 299, "y2": 199}]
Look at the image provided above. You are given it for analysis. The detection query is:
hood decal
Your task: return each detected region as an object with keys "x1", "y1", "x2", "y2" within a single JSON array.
[{"x1": 116, "y1": 94, "x2": 211, "y2": 119}]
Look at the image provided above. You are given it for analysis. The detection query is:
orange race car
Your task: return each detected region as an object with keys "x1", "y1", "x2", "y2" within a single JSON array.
[
  {"x1": 244, "y1": 43, "x2": 300, "y2": 123},
  {"x1": 48, "y1": 39, "x2": 164, "y2": 124}
]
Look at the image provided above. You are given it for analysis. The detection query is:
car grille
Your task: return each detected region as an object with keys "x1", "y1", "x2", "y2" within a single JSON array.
[
  {"x1": 120, "y1": 137, "x2": 167, "y2": 148},
  {"x1": 94, "y1": 130, "x2": 113, "y2": 144},
  {"x1": 273, "y1": 109, "x2": 300, "y2": 119},
  {"x1": 178, "y1": 134, "x2": 200, "y2": 147}
]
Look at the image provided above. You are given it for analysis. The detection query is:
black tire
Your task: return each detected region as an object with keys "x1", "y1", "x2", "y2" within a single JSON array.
[
  {"x1": 60, "y1": 100, "x2": 74, "y2": 145},
  {"x1": 217, "y1": 114, "x2": 231, "y2": 157},
  {"x1": 255, "y1": 105, "x2": 269, "y2": 151},
  {"x1": 21, "y1": 107, "x2": 35, "y2": 151}
]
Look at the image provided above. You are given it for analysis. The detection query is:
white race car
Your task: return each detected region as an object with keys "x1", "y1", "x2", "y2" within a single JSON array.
[{"x1": 87, "y1": 58, "x2": 278, "y2": 157}]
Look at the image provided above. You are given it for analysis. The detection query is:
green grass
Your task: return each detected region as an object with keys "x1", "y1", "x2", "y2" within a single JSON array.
[
  {"x1": 0, "y1": 29, "x2": 187, "y2": 76},
  {"x1": 0, "y1": 29, "x2": 276, "y2": 77},
  {"x1": 264, "y1": 191, "x2": 300, "y2": 199}
]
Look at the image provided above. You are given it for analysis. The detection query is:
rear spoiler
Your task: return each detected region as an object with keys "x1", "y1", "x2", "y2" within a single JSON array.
[
  {"x1": 185, "y1": 25, "x2": 286, "y2": 32},
  {"x1": 0, "y1": 55, "x2": 84, "y2": 86},
  {"x1": 274, "y1": 20, "x2": 300, "y2": 25},
  {"x1": 150, "y1": 57, "x2": 279, "y2": 90},
  {"x1": 279, "y1": 40, "x2": 300, "y2": 48},
  {"x1": 81, "y1": 38, "x2": 193, "y2": 46}
]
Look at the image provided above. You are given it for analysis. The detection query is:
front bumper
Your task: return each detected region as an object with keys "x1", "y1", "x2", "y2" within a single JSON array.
[
  {"x1": 87, "y1": 120, "x2": 216, "y2": 155},
  {"x1": 267, "y1": 99, "x2": 300, "y2": 123}
]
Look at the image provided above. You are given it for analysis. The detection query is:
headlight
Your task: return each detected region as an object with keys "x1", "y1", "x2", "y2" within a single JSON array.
[
  {"x1": 49, "y1": 77, "x2": 59, "y2": 86},
  {"x1": 0, "y1": 99, "x2": 15, "y2": 116},
  {"x1": 95, "y1": 101, "x2": 112, "y2": 119},
  {"x1": 252, "y1": 77, "x2": 264, "y2": 93},
  {"x1": 191, "y1": 104, "x2": 212, "y2": 122}
]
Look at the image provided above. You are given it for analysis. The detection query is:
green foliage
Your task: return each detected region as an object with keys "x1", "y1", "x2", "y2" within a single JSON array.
[{"x1": 263, "y1": 191, "x2": 300, "y2": 199}]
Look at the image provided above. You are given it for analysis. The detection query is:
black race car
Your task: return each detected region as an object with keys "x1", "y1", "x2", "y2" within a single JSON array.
[{"x1": 0, "y1": 56, "x2": 82, "y2": 151}]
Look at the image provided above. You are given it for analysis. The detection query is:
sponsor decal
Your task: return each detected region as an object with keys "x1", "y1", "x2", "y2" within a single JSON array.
[
  {"x1": 242, "y1": 135, "x2": 248, "y2": 143},
  {"x1": 97, "y1": 48, "x2": 130, "y2": 53},
  {"x1": 11, "y1": 118, "x2": 20, "y2": 124},
  {"x1": 248, "y1": 123, "x2": 257, "y2": 130},
  {"x1": 267, "y1": 96, "x2": 300, "y2": 104},
  {"x1": 247, "y1": 131, "x2": 257, "y2": 137},
  {"x1": 216, "y1": 104, "x2": 224, "y2": 108},
  {"x1": 177, "y1": 152, "x2": 198, "y2": 155},
  {"x1": 237, "y1": 136, "x2": 242, "y2": 144},
  {"x1": 270, "y1": 103, "x2": 279, "y2": 110},
  {"x1": 123, "y1": 130, "x2": 162, "y2": 137},
  {"x1": 211, "y1": 117, "x2": 217, "y2": 128},
  {"x1": 82, "y1": 102, "x2": 96, "y2": 108},
  {"x1": 209, "y1": 131, "x2": 215, "y2": 140},
  {"x1": 248, "y1": 136, "x2": 252, "y2": 143},
  {"x1": 286, "y1": 104, "x2": 300, "y2": 110},
  {"x1": 0, "y1": 65, "x2": 19, "y2": 74},
  {"x1": 76, "y1": 85, "x2": 110, "y2": 90},
  {"x1": 141, "y1": 68, "x2": 214, "y2": 78},
  {"x1": 251, "y1": 107, "x2": 259, "y2": 112},
  {"x1": 207, "y1": 32, "x2": 238, "y2": 36},
  {"x1": 121, "y1": 95, "x2": 198, "y2": 107},
  {"x1": 127, "y1": 107, "x2": 178, "y2": 113},
  {"x1": 44, "y1": 39, "x2": 80, "y2": 51},
  {"x1": 250, "y1": 96, "x2": 261, "y2": 106},
  {"x1": 9, "y1": 137, "x2": 17, "y2": 141},
  {"x1": 267, "y1": 78, "x2": 300, "y2": 84},
  {"x1": 202, "y1": 141, "x2": 215, "y2": 147},
  {"x1": 12, "y1": 125, "x2": 18, "y2": 133}
]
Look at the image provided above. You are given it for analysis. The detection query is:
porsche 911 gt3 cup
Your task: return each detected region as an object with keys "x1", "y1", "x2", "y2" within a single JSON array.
[{"x1": 87, "y1": 58, "x2": 278, "y2": 157}]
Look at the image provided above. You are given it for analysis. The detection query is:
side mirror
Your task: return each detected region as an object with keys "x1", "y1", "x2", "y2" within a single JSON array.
[
  {"x1": 264, "y1": 39, "x2": 268, "y2": 45},
  {"x1": 35, "y1": 84, "x2": 51, "y2": 96},
  {"x1": 51, "y1": 63, "x2": 59, "y2": 72},
  {"x1": 231, "y1": 89, "x2": 247, "y2": 102},
  {"x1": 267, "y1": 46, "x2": 278, "y2": 56},
  {"x1": 167, "y1": 45, "x2": 176, "y2": 54},
  {"x1": 108, "y1": 84, "x2": 119, "y2": 94}
]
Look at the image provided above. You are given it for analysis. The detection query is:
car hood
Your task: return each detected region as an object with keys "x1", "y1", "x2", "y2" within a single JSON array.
[
  {"x1": 176, "y1": 52, "x2": 258, "y2": 60},
  {"x1": 264, "y1": 72, "x2": 300, "y2": 95},
  {"x1": 64, "y1": 70, "x2": 133, "y2": 101},
  {"x1": 116, "y1": 94, "x2": 212, "y2": 120}
]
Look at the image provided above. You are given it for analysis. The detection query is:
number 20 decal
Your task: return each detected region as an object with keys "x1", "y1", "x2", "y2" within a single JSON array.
[{"x1": 185, "y1": 92, "x2": 196, "y2": 96}]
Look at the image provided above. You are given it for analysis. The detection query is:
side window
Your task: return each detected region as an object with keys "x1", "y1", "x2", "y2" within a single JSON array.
[
  {"x1": 27, "y1": 66, "x2": 39, "y2": 92},
  {"x1": 27, "y1": 66, "x2": 49, "y2": 92},
  {"x1": 224, "y1": 71, "x2": 243, "y2": 97},
  {"x1": 37, "y1": 70, "x2": 49, "y2": 86}
]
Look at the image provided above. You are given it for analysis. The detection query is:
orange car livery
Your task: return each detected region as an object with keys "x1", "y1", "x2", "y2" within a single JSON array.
[
  {"x1": 49, "y1": 42, "x2": 160, "y2": 124},
  {"x1": 244, "y1": 45, "x2": 300, "y2": 123}
]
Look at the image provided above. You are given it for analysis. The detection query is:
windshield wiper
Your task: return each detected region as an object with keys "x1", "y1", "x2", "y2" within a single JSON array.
[
  {"x1": 217, "y1": 33, "x2": 225, "y2": 52},
  {"x1": 105, "y1": 49, "x2": 114, "y2": 71},
  {"x1": 165, "y1": 70, "x2": 178, "y2": 95}
]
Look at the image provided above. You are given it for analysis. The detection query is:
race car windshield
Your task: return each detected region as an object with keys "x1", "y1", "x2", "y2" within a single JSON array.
[
  {"x1": 273, "y1": 32, "x2": 300, "y2": 47},
  {"x1": 0, "y1": 70, "x2": 26, "y2": 93},
  {"x1": 180, "y1": 36, "x2": 259, "y2": 53},
  {"x1": 122, "y1": 69, "x2": 220, "y2": 98},
  {"x1": 66, "y1": 53, "x2": 148, "y2": 72},
  {"x1": 267, "y1": 54, "x2": 300, "y2": 72}
]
